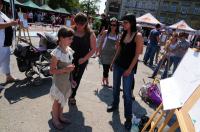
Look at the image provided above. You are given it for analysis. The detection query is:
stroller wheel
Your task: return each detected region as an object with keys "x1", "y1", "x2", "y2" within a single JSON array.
[{"x1": 33, "y1": 77, "x2": 42, "y2": 86}]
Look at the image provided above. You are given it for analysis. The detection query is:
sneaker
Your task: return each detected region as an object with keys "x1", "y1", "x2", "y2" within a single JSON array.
[{"x1": 107, "y1": 105, "x2": 118, "y2": 112}]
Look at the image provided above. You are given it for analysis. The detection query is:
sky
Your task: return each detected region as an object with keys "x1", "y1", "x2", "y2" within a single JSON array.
[{"x1": 99, "y1": 0, "x2": 106, "y2": 14}]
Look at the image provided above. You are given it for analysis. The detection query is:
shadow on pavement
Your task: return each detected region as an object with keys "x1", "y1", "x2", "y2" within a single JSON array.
[
  {"x1": 109, "y1": 111, "x2": 126, "y2": 132},
  {"x1": 132, "y1": 100, "x2": 147, "y2": 118},
  {"x1": 48, "y1": 105, "x2": 92, "y2": 132},
  {"x1": 94, "y1": 86, "x2": 113, "y2": 105},
  {"x1": 4, "y1": 77, "x2": 52, "y2": 104}
]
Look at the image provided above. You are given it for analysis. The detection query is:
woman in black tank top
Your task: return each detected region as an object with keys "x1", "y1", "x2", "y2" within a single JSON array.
[
  {"x1": 69, "y1": 12, "x2": 96, "y2": 105},
  {"x1": 107, "y1": 14, "x2": 144, "y2": 130}
]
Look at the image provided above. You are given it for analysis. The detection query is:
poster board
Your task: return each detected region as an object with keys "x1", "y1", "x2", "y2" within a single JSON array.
[
  {"x1": 18, "y1": 12, "x2": 29, "y2": 28},
  {"x1": 66, "y1": 19, "x2": 71, "y2": 27},
  {"x1": 175, "y1": 85, "x2": 200, "y2": 132},
  {"x1": 160, "y1": 48, "x2": 200, "y2": 110}
]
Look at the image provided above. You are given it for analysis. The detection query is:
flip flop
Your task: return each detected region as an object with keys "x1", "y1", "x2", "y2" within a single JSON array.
[{"x1": 59, "y1": 117, "x2": 71, "y2": 124}]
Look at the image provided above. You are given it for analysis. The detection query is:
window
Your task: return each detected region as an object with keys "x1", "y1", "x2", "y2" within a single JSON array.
[
  {"x1": 161, "y1": 1, "x2": 170, "y2": 11},
  {"x1": 170, "y1": 2, "x2": 178, "y2": 12}
]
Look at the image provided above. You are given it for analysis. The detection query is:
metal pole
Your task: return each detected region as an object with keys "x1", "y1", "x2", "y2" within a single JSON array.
[{"x1": 9, "y1": 0, "x2": 16, "y2": 48}]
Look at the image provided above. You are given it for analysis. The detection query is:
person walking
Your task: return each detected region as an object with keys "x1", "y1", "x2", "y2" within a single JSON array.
[
  {"x1": 143, "y1": 24, "x2": 161, "y2": 67},
  {"x1": 107, "y1": 14, "x2": 143, "y2": 130}
]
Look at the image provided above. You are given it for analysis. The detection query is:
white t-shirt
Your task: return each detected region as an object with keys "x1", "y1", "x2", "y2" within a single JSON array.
[{"x1": 0, "y1": 12, "x2": 5, "y2": 47}]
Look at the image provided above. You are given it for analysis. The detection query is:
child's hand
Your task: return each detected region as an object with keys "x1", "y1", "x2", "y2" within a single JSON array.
[{"x1": 63, "y1": 64, "x2": 75, "y2": 73}]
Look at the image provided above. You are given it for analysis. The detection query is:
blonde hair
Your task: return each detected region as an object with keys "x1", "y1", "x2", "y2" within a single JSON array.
[{"x1": 164, "y1": 33, "x2": 178, "y2": 50}]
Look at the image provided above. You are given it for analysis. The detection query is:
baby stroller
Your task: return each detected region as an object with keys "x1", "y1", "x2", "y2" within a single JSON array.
[{"x1": 14, "y1": 32, "x2": 57, "y2": 85}]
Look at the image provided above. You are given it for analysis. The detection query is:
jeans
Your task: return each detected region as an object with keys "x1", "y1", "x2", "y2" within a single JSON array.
[
  {"x1": 112, "y1": 64, "x2": 134, "y2": 119},
  {"x1": 143, "y1": 44, "x2": 158, "y2": 66},
  {"x1": 161, "y1": 56, "x2": 173, "y2": 79},
  {"x1": 152, "y1": 57, "x2": 168, "y2": 77},
  {"x1": 172, "y1": 56, "x2": 182, "y2": 73}
]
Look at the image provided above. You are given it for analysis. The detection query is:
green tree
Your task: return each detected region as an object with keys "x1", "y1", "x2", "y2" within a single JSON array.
[
  {"x1": 48, "y1": 0, "x2": 80, "y2": 12},
  {"x1": 80, "y1": 0, "x2": 100, "y2": 16}
]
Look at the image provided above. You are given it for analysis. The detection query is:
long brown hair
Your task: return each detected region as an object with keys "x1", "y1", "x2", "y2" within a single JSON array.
[{"x1": 73, "y1": 12, "x2": 92, "y2": 34}]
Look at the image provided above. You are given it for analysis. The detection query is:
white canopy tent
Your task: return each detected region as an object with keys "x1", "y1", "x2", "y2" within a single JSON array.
[
  {"x1": 168, "y1": 20, "x2": 196, "y2": 34},
  {"x1": 136, "y1": 13, "x2": 163, "y2": 28}
]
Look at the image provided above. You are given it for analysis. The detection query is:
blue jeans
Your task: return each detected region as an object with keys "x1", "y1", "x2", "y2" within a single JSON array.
[
  {"x1": 112, "y1": 64, "x2": 134, "y2": 119},
  {"x1": 172, "y1": 56, "x2": 182, "y2": 73},
  {"x1": 143, "y1": 44, "x2": 158, "y2": 66}
]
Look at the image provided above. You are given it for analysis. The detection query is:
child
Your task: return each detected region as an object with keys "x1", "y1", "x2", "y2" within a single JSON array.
[{"x1": 50, "y1": 27, "x2": 75, "y2": 130}]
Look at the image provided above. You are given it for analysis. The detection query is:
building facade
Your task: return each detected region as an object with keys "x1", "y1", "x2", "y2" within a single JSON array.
[
  {"x1": 105, "y1": 0, "x2": 121, "y2": 18},
  {"x1": 105, "y1": 0, "x2": 200, "y2": 29}
]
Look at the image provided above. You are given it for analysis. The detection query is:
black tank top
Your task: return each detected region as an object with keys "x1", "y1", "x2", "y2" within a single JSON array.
[
  {"x1": 70, "y1": 32, "x2": 91, "y2": 65},
  {"x1": 115, "y1": 33, "x2": 138, "y2": 73}
]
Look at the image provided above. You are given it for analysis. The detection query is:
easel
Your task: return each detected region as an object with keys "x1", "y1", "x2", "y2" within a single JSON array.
[
  {"x1": 17, "y1": 13, "x2": 32, "y2": 45},
  {"x1": 142, "y1": 85, "x2": 200, "y2": 132},
  {"x1": 17, "y1": 24, "x2": 32, "y2": 45}
]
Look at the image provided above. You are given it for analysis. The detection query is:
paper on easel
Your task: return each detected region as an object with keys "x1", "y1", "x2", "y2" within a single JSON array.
[
  {"x1": 160, "y1": 48, "x2": 200, "y2": 110},
  {"x1": 160, "y1": 78, "x2": 182, "y2": 110},
  {"x1": 18, "y1": 12, "x2": 29, "y2": 28},
  {"x1": 189, "y1": 99, "x2": 200, "y2": 132}
]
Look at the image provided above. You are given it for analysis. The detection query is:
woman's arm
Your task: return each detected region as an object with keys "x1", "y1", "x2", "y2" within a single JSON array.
[
  {"x1": 110, "y1": 40, "x2": 121, "y2": 71},
  {"x1": 123, "y1": 32, "x2": 144, "y2": 76},
  {"x1": 97, "y1": 30, "x2": 107, "y2": 55},
  {"x1": 79, "y1": 32, "x2": 97, "y2": 64},
  {"x1": 50, "y1": 56, "x2": 74, "y2": 74},
  {"x1": 0, "y1": 20, "x2": 18, "y2": 29}
]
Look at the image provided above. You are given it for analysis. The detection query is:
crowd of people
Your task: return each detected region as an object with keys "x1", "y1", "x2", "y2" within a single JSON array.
[{"x1": 1, "y1": 0, "x2": 200, "y2": 130}]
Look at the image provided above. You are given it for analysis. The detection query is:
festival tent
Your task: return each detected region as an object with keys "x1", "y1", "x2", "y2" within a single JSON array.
[
  {"x1": 40, "y1": 4, "x2": 55, "y2": 12},
  {"x1": 4, "y1": 0, "x2": 23, "y2": 6},
  {"x1": 136, "y1": 13, "x2": 163, "y2": 27},
  {"x1": 22, "y1": 0, "x2": 41, "y2": 10},
  {"x1": 168, "y1": 20, "x2": 196, "y2": 33},
  {"x1": 55, "y1": 8, "x2": 70, "y2": 15}
]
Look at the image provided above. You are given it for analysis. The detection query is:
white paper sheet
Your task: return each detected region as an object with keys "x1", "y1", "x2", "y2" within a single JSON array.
[
  {"x1": 160, "y1": 78, "x2": 182, "y2": 110},
  {"x1": 66, "y1": 20, "x2": 71, "y2": 27},
  {"x1": 160, "y1": 48, "x2": 200, "y2": 110},
  {"x1": 189, "y1": 99, "x2": 200, "y2": 132}
]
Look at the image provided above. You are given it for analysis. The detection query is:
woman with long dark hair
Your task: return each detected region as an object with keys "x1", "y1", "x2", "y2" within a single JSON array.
[
  {"x1": 69, "y1": 12, "x2": 96, "y2": 105},
  {"x1": 107, "y1": 14, "x2": 143, "y2": 130},
  {"x1": 98, "y1": 17, "x2": 119, "y2": 87}
]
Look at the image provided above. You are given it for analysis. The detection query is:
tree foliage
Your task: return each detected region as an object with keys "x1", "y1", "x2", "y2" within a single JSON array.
[
  {"x1": 48, "y1": 0, "x2": 80, "y2": 12},
  {"x1": 80, "y1": 0, "x2": 100, "y2": 16}
]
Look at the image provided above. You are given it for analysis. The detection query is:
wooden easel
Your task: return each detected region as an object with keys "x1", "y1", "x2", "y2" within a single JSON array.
[
  {"x1": 142, "y1": 85, "x2": 200, "y2": 132},
  {"x1": 17, "y1": 24, "x2": 32, "y2": 45}
]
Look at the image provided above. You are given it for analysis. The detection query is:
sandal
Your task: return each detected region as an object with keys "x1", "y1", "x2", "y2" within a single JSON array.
[
  {"x1": 50, "y1": 112, "x2": 64, "y2": 130},
  {"x1": 59, "y1": 116, "x2": 71, "y2": 124},
  {"x1": 69, "y1": 98, "x2": 76, "y2": 105},
  {"x1": 52, "y1": 120, "x2": 64, "y2": 130}
]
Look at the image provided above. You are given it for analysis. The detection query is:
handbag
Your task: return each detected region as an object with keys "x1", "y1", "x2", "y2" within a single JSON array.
[
  {"x1": 147, "y1": 84, "x2": 162, "y2": 105},
  {"x1": 4, "y1": 26, "x2": 13, "y2": 47}
]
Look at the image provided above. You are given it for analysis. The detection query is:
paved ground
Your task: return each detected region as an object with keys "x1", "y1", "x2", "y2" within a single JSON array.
[{"x1": 0, "y1": 36, "x2": 164, "y2": 132}]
